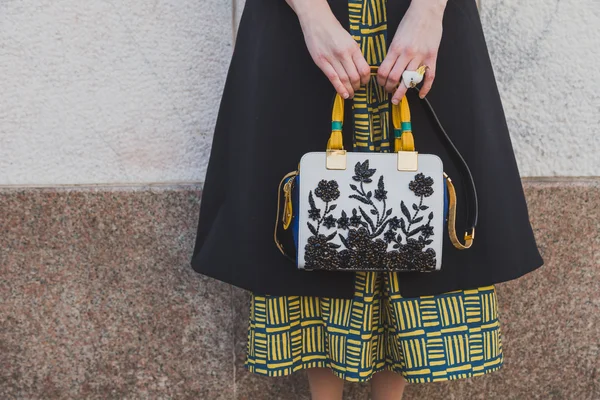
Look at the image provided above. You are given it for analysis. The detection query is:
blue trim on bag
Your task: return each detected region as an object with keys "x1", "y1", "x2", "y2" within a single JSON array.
[
  {"x1": 292, "y1": 174, "x2": 300, "y2": 264},
  {"x1": 443, "y1": 178, "x2": 449, "y2": 221}
]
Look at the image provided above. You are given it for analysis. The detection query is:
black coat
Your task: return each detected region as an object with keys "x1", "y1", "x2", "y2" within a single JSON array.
[{"x1": 190, "y1": 0, "x2": 544, "y2": 299}]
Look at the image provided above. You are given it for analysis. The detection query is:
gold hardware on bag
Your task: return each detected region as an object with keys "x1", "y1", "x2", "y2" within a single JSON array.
[
  {"x1": 274, "y1": 170, "x2": 298, "y2": 255},
  {"x1": 397, "y1": 151, "x2": 418, "y2": 171},
  {"x1": 326, "y1": 149, "x2": 347, "y2": 170},
  {"x1": 326, "y1": 91, "x2": 347, "y2": 170},
  {"x1": 282, "y1": 178, "x2": 294, "y2": 229},
  {"x1": 444, "y1": 173, "x2": 474, "y2": 249},
  {"x1": 392, "y1": 94, "x2": 418, "y2": 170}
]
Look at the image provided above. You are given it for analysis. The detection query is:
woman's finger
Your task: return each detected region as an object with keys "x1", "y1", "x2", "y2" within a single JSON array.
[
  {"x1": 392, "y1": 57, "x2": 422, "y2": 104},
  {"x1": 341, "y1": 54, "x2": 361, "y2": 92},
  {"x1": 351, "y1": 49, "x2": 372, "y2": 86},
  {"x1": 377, "y1": 48, "x2": 397, "y2": 87},
  {"x1": 385, "y1": 53, "x2": 411, "y2": 94},
  {"x1": 418, "y1": 58, "x2": 437, "y2": 98},
  {"x1": 330, "y1": 58, "x2": 355, "y2": 98},
  {"x1": 320, "y1": 61, "x2": 350, "y2": 99}
]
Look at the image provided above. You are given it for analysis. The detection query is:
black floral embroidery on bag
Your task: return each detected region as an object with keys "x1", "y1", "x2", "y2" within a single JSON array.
[
  {"x1": 314, "y1": 179, "x2": 340, "y2": 202},
  {"x1": 409, "y1": 173, "x2": 434, "y2": 197},
  {"x1": 323, "y1": 215, "x2": 337, "y2": 229},
  {"x1": 306, "y1": 179, "x2": 340, "y2": 233},
  {"x1": 349, "y1": 209, "x2": 363, "y2": 227},
  {"x1": 352, "y1": 160, "x2": 376, "y2": 183},
  {"x1": 338, "y1": 227, "x2": 388, "y2": 270},
  {"x1": 304, "y1": 160, "x2": 438, "y2": 272},
  {"x1": 304, "y1": 179, "x2": 343, "y2": 268},
  {"x1": 303, "y1": 233, "x2": 342, "y2": 270},
  {"x1": 337, "y1": 211, "x2": 350, "y2": 230}
]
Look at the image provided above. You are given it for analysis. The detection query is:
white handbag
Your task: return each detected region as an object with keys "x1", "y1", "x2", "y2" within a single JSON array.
[{"x1": 274, "y1": 88, "x2": 478, "y2": 272}]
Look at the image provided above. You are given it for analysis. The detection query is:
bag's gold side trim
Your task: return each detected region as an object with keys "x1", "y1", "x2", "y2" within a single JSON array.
[
  {"x1": 282, "y1": 177, "x2": 294, "y2": 229},
  {"x1": 274, "y1": 170, "x2": 299, "y2": 256},
  {"x1": 445, "y1": 173, "x2": 475, "y2": 249}
]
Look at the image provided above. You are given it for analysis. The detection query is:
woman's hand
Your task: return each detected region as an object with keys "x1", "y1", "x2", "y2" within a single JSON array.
[
  {"x1": 287, "y1": 0, "x2": 371, "y2": 99},
  {"x1": 377, "y1": 0, "x2": 447, "y2": 103}
]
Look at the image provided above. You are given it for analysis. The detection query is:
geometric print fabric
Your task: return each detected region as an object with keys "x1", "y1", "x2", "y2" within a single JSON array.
[
  {"x1": 348, "y1": 0, "x2": 391, "y2": 152},
  {"x1": 245, "y1": 272, "x2": 504, "y2": 382}
]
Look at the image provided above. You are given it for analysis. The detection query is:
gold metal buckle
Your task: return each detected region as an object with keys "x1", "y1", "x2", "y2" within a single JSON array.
[
  {"x1": 326, "y1": 149, "x2": 347, "y2": 170},
  {"x1": 282, "y1": 178, "x2": 294, "y2": 230},
  {"x1": 465, "y1": 228, "x2": 475, "y2": 241},
  {"x1": 397, "y1": 151, "x2": 418, "y2": 171}
]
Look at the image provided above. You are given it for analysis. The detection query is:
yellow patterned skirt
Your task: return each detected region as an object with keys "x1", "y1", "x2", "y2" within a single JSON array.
[{"x1": 244, "y1": 272, "x2": 503, "y2": 383}]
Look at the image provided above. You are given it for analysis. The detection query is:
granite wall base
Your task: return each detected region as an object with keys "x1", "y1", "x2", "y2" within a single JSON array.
[{"x1": 1, "y1": 178, "x2": 598, "y2": 399}]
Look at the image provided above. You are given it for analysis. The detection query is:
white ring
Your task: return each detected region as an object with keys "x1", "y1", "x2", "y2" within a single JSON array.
[{"x1": 401, "y1": 70, "x2": 425, "y2": 88}]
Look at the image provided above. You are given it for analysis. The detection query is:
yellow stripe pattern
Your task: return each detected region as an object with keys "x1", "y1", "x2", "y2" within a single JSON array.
[
  {"x1": 348, "y1": 0, "x2": 390, "y2": 152},
  {"x1": 245, "y1": 0, "x2": 503, "y2": 383},
  {"x1": 245, "y1": 273, "x2": 503, "y2": 382}
]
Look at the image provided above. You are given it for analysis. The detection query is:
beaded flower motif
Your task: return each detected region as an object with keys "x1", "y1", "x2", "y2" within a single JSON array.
[{"x1": 304, "y1": 160, "x2": 438, "y2": 272}]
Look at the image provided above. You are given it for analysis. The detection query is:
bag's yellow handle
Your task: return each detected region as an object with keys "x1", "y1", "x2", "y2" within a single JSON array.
[
  {"x1": 327, "y1": 93, "x2": 414, "y2": 152},
  {"x1": 327, "y1": 93, "x2": 345, "y2": 150},
  {"x1": 392, "y1": 96, "x2": 415, "y2": 152}
]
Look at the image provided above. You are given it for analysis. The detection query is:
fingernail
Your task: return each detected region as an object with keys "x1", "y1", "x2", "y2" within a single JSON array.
[
  {"x1": 419, "y1": 94, "x2": 425, "y2": 99},
  {"x1": 343, "y1": 93, "x2": 349, "y2": 99},
  {"x1": 392, "y1": 98, "x2": 399, "y2": 105}
]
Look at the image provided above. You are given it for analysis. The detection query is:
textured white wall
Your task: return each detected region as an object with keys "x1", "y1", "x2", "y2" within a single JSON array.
[
  {"x1": 480, "y1": 0, "x2": 599, "y2": 176},
  {"x1": 0, "y1": 0, "x2": 232, "y2": 185},
  {"x1": 0, "y1": 0, "x2": 597, "y2": 186}
]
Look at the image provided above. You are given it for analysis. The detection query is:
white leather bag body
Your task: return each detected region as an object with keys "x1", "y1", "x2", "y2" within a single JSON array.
[{"x1": 297, "y1": 152, "x2": 445, "y2": 271}]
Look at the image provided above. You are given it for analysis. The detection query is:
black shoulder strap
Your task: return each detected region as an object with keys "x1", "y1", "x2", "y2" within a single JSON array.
[{"x1": 414, "y1": 87, "x2": 479, "y2": 234}]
